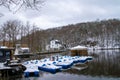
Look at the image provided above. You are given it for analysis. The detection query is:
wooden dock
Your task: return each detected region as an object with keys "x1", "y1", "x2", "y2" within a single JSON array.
[
  {"x1": 0, "y1": 66, "x2": 12, "y2": 77},
  {"x1": 14, "y1": 53, "x2": 34, "y2": 58},
  {"x1": 36, "y1": 50, "x2": 66, "y2": 55},
  {"x1": 0, "y1": 62, "x2": 26, "y2": 77}
]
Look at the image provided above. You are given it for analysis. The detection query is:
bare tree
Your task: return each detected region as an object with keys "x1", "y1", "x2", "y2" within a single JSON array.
[
  {"x1": 1, "y1": 20, "x2": 22, "y2": 47},
  {"x1": 0, "y1": 25, "x2": 8, "y2": 46},
  {"x1": 0, "y1": 0, "x2": 45, "y2": 17},
  {"x1": 0, "y1": 0, "x2": 44, "y2": 11},
  {"x1": 25, "y1": 21, "x2": 31, "y2": 48}
]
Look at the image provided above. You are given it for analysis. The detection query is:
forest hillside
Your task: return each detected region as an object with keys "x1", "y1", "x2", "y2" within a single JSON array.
[
  {"x1": 29, "y1": 19, "x2": 120, "y2": 51},
  {"x1": 0, "y1": 19, "x2": 120, "y2": 52}
]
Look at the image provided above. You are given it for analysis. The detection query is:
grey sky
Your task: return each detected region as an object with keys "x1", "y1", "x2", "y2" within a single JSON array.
[{"x1": 0, "y1": 0, "x2": 120, "y2": 29}]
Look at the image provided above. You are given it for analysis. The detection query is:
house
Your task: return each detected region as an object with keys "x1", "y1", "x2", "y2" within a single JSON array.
[{"x1": 46, "y1": 40, "x2": 63, "y2": 51}]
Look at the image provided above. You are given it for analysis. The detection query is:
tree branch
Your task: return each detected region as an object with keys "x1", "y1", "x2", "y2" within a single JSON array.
[{"x1": 0, "y1": 0, "x2": 45, "y2": 13}]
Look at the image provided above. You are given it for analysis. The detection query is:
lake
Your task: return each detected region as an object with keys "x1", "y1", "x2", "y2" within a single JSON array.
[{"x1": 1, "y1": 50, "x2": 120, "y2": 80}]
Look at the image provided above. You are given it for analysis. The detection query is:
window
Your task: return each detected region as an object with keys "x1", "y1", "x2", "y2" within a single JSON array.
[
  {"x1": 6, "y1": 51, "x2": 10, "y2": 57},
  {"x1": 6, "y1": 51, "x2": 10, "y2": 59},
  {"x1": 23, "y1": 49, "x2": 29, "y2": 53},
  {"x1": 0, "y1": 51, "x2": 3, "y2": 57},
  {"x1": 55, "y1": 41, "x2": 61, "y2": 44}
]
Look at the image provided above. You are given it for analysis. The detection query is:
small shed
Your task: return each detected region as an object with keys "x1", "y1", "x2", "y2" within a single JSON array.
[
  {"x1": 70, "y1": 45, "x2": 88, "y2": 56},
  {"x1": 0, "y1": 46, "x2": 14, "y2": 62}
]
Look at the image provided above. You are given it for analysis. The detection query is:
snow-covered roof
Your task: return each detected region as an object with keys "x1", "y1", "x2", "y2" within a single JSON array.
[
  {"x1": 50, "y1": 39, "x2": 59, "y2": 42},
  {"x1": 0, "y1": 46, "x2": 8, "y2": 48},
  {"x1": 70, "y1": 45, "x2": 87, "y2": 50},
  {"x1": 21, "y1": 47, "x2": 29, "y2": 50}
]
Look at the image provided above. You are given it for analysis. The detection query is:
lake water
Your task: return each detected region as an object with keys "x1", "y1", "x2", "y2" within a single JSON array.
[{"x1": 1, "y1": 50, "x2": 120, "y2": 80}]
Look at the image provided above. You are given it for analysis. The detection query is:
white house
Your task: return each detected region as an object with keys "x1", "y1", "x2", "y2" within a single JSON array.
[{"x1": 46, "y1": 40, "x2": 62, "y2": 51}]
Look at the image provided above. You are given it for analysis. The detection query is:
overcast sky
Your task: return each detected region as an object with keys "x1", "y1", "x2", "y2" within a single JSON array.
[{"x1": 0, "y1": 0, "x2": 120, "y2": 29}]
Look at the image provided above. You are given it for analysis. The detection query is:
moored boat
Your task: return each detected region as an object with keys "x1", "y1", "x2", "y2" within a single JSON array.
[
  {"x1": 23, "y1": 60, "x2": 39, "y2": 77},
  {"x1": 38, "y1": 63, "x2": 61, "y2": 74}
]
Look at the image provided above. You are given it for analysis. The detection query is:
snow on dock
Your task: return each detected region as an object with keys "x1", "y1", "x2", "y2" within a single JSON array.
[{"x1": 22, "y1": 55, "x2": 93, "y2": 77}]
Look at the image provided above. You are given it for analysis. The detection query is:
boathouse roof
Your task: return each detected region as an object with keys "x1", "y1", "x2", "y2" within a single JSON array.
[{"x1": 70, "y1": 45, "x2": 87, "y2": 50}]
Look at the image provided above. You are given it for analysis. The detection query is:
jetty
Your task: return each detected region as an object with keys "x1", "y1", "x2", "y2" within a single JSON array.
[
  {"x1": 23, "y1": 55, "x2": 93, "y2": 77},
  {"x1": 0, "y1": 60, "x2": 26, "y2": 77},
  {"x1": 36, "y1": 50, "x2": 66, "y2": 55},
  {"x1": 0, "y1": 46, "x2": 26, "y2": 77}
]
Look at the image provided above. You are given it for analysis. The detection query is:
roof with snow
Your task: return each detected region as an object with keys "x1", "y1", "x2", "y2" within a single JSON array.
[
  {"x1": 0, "y1": 46, "x2": 8, "y2": 48},
  {"x1": 21, "y1": 47, "x2": 29, "y2": 50},
  {"x1": 70, "y1": 45, "x2": 87, "y2": 50}
]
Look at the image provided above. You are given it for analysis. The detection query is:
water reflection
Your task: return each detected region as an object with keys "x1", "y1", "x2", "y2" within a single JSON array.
[
  {"x1": 0, "y1": 50, "x2": 120, "y2": 80},
  {"x1": 63, "y1": 50, "x2": 120, "y2": 77}
]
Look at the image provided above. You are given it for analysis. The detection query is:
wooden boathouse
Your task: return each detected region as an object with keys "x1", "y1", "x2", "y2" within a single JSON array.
[{"x1": 70, "y1": 45, "x2": 88, "y2": 56}]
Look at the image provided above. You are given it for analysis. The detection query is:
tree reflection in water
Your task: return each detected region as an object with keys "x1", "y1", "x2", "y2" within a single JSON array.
[{"x1": 63, "y1": 50, "x2": 120, "y2": 77}]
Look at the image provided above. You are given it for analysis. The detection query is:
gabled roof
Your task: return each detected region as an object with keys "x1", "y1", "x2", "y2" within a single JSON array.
[{"x1": 70, "y1": 45, "x2": 87, "y2": 50}]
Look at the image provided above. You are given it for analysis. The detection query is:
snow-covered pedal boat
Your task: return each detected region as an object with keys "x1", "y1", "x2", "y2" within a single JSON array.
[
  {"x1": 71, "y1": 56, "x2": 92, "y2": 63},
  {"x1": 23, "y1": 61, "x2": 39, "y2": 77},
  {"x1": 38, "y1": 63, "x2": 61, "y2": 74},
  {"x1": 86, "y1": 56, "x2": 93, "y2": 61},
  {"x1": 54, "y1": 60, "x2": 73, "y2": 69},
  {"x1": 24, "y1": 66, "x2": 39, "y2": 77}
]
